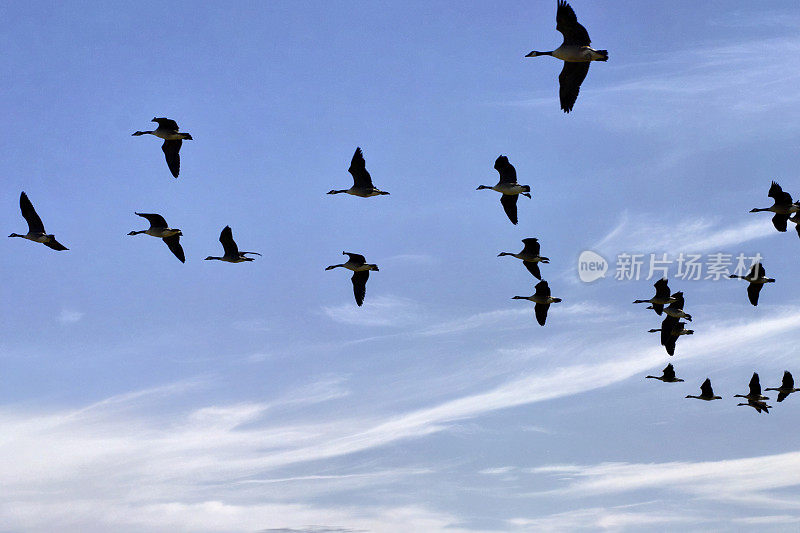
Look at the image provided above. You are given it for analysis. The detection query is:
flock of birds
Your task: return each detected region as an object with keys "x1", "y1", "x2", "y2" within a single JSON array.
[
  {"x1": 7, "y1": 2, "x2": 797, "y2": 415},
  {"x1": 630, "y1": 179, "x2": 800, "y2": 413}
]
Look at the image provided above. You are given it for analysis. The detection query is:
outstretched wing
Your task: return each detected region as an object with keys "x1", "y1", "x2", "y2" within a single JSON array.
[
  {"x1": 162, "y1": 139, "x2": 182, "y2": 178},
  {"x1": 494, "y1": 155, "x2": 517, "y2": 184},
  {"x1": 556, "y1": 0, "x2": 591, "y2": 45},
  {"x1": 747, "y1": 282, "x2": 762, "y2": 306},
  {"x1": 135, "y1": 212, "x2": 169, "y2": 229},
  {"x1": 534, "y1": 280, "x2": 551, "y2": 298},
  {"x1": 768, "y1": 181, "x2": 793, "y2": 205},
  {"x1": 700, "y1": 378, "x2": 713, "y2": 397},
  {"x1": 534, "y1": 303, "x2": 549, "y2": 326},
  {"x1": 163, "y1": 234, "x2": 185, "y2": 263},
  {"x1": 343, "y1": 252, "x2": 366, "y2": 265},
  {"x1": 521, "y1": 238, "x2": 540, "y2": 256},
  {"x1": 500, "y1": 194, "x2": 519, "y2": 225},
  {"x1": 663, "y1": 364, "x2": 676, "y2": 381},
  {"x1": 351, "y1": 270, "x2": 369, "y2": 306},
  {"x1": 783, "y1": 371, "x2": 794, "y2": 390},
  {"x1": 219, "y1": 226, "x2": 240, "y2": 257},
  {"x1": 524, "y1": 261, "x2": 542, "y2": 280},
  {"x1": 19, "y1": 192, "x2": 45, "y2": 234},
  {"x1": 749, "y1": 373, "x2": 762, "y2": 397},
  {"x1": 153, "y1": 117, "x2": 180, "y2": 130},
  {"x1": 772, "y1": 213, "x2": 789, "y2": 232},
  {"x1": 43, "y1": 238, "x2": 68, "y2": 251},
  {"x1": 348, "y1": 147, "x2": 374, "y2": 188},
  {"x1": 558, "y1": 61, "x2": 590, "y2": 113}
]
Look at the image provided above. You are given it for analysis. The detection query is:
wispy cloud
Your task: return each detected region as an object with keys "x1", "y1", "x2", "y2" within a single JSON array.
[
  {"x1": 321, "y1": 295, "x2": 423, "y2": 327},
  {"x1": 58, "y1": 309, "x2": 84, "y2": 324}
]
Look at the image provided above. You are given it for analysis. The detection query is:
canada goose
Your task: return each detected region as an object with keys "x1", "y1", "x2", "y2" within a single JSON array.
[
  {"x1": 686, "y1": 378, "x2": 722, "y2": 401},
  {"x1": 127, "y1": 212, "x2": 185, "y2": 263},
  {"x1": 749, "y1": 181, "x2": 799, "y2": 232},
  {"x1": 204, "y1": 226, "x2": 260, "y2": 263},
  {"x1": 525, "y1": 1, "x2": 608, "y2": 113},
  {"x1": 734, "y1": 372, "x2": 769, "y2": 402},
  {"x1": 132, "y1": 117, "x2": 193, "y2": 178},
  {"x1": 646, "y1": 363, "x2": 684, "y2": 383},
  {"x1": 476, "y1": 155, "x2": 531, "y2": 225},
  {"x1": 498, "y1": 238, "x2": 550, "y2": 280},
  {"x1": 512, "y1": 280, "x2": 562, "y2": 326},
  {"x1": 648, "y1": 317, "x2": 693, "y2": 356},
  {"x1": 327, "y1": 147, "x2": 389, "y2": 197},
  {"x1": 729, "y1": 263, "x2": 775, "y2": 306},
  {"x1": 765, "y1": 371, "x2": 800, "y2": 402},
  {"x1": 633, "y1": 278, "x2": 676, "y2": 315},
  {"x1": 9, "y1": 192, "x2": 68, "y2": 251},
  {"x1": 658, "y1": 291, "x2": 692, "y2": 321},
  {"x1": 325, "y1": 252, "x2": 379, "y2": 307},
  {"x1": 737, "y1": 398, "x2": 772, "y2": 414}
]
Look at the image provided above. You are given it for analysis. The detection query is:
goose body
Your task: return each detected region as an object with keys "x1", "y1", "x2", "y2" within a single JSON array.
[
  {"x1": 477, "y1": 155, "x2": 531, "y2": 225},
  {"x1": 328, "y1": 147, "x2": 389, "y2": 197},
  {"x1": 729, "y1": 263, "x2": 774, "y2": 306},
  {"x1": 325, "y1": 252, "x2": 379, "y2": 306},
  {"x1": 132, "y1": 117, "x2": 193, "y2": 178},
  {"x1": 205, "y1": 226, "x2": 260, "y2": 263},
  {"x1": 648, "y1": 317, "x2": 693, "y2": 356},
  {"x1": 512, "y1": 280, "x2": 562, "y2": 326},
  {"x1": 498, "y1": 238, "x2": 550, "y2": 279},
  {"x1": 633, "y1": 278, "x2": 676, "y2": 315},
  {"x1": 128, "y1": 212, "x2": 185, "y2": 263},
  {"x1": 9, "y1": 192, "x2": 68, "y2": 251},
  {"x1": 686, "y1": 378, "x2": 722, "y2": 401},
  {"x1": 525, "y1": 1, "x2": 608, "y2": 113},
  {"x1": 646, "y1": 363, "x2": 684, "y2": 383},
  {"x1": 765, "y1": 371, "x2": 800, "y2": 402}
]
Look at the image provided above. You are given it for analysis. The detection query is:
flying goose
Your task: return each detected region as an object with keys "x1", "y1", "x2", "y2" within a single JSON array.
[
  {"x1": 9, "y1": 192, "x2": 68, "y2": 251},
  {"x1": 498, "y1": 238, "x2": 550, "y2": 280},
  {"x1": 649, "y1": 291, "x2": 692, "y2": 321},
  {"x1": 327, "y1": 147, "x2": 389, "y2": 197},
  {"x1": 729, "y1": 263, "x2": 774, "y2": 306},
  {"x1": 132, "y1": 117, "x2": 193, "y2": 178},
  {"x1": 476, "y1": 155, "x2": 531, "y2": 225},
  {"x1": 204, "y1": 226, "x2": 260, "y2": 263},
  {"x1": 648, "y1": 317, "x2": 693, "y2": 356},
  {"x1": 686, "y1": 378, "x2": 722, "y2": 401},
  {"x1": 646, "y1": 363, "x2": 684, "y2": 383},
  {"x1": 749, "y1": 181, "x2": 799, "y2": 232},
  {"x1": 787, "y1": 210, "x2": 800, "y2": 239},
  {"x1": 128, "y1": 212, "x2": 185, "y2": 263},
  {"x1": 737, "y1": 398, "x2": 772, "y2": 414},
  {"x1": 512, "y1": 280, "x2": 562, "y2": 326},
  {"x1": 734, "y1": 372, "x2": 769, "y2": 402},
  {"x1": 325, "y1": 252, "x2": 379, "y2": 306},
  {"x1": 633, "y1": 278, "x2": 676, "y2": 315},
  {"x1": 765, "y1": 371, "x2": 800, "y2": 402},
  {"x1": 525, "y1": 1, "x2": 608, "y2": 113}
]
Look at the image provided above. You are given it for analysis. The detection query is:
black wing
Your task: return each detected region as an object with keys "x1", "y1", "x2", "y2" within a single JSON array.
[
  {"x1": 534, "y1": 303, "x2": 549, "y2": 326},
  {"x1": 700, "y1": 378, "x2": 713, "y2": 397},
  {"x1": 534, "y1": 280, "x2": 551, "y2": 298},
  {"x1": 219, "y1": 226, "x2": 240, "y2": 257},
  {"x1": 500, "y1": 194, "x2": 519, "y2": 225},
  {"x1": 747, "y1": 283, "x2": 762, "y2": 306},
  {"x1": 163, "y1": 234, "x2": 185, "y2": 263},
  {"x1": 19, "y1": 192, "x2": 45, "y2": 234},
  {"x1": 556, "y1": 0, "x2": 591, "y2": 46},
  {"x1": 664, "y1": 336, "x2": 676, "y2": 356},
  {"x1": 558, "y1": 61, "x2": 590, "y2": 113},
  {"x1": 768, "y1": 181, "x2": 793, "y2": 205},
  {"x1": 667, "y1": 292, "x2": 684, "y2": 310},
  {"x1": 778, "y1": 390, "x2": 790, "y2": 402},
  {"x1": 521, "y1": 238, "x2": 540, "y2": 256},
  {"x1": 494, "y1": 155, "x2": 517, "y2": 184},
  {"x1": 663, "y1": 364, "x2": 676, "y2": 381},
  {"x1": 654, "y1": 278, "x2": 670, "y2": 299},
  {"x1": 758, "y1": 263, "x2": 766, "y2": 278},
  {"x1": 343, "y1": 252, "x2": 366, "y2": 265},
  {"x1": 162, "y1": 139, "x2": 182, "y2": 178},
  {"x1": 351, "y1": 270, "x2": 369, "y2": 306},
  {"x1": 749, "y1": 372, "x2": 762, "y2": 397},
  {"x1": 153, "y1": 117, "x2": 180, "y2": 130},
  {"x1": 524, "y1": 261, "x2": 542, "y2": 280},
  {"x1": 772, "y1": 213, "x2": 789, "y2": 232},
  {"x1": 348, "y1": 147, "x2": 374, "y2": 188},
  {"x1": 783, "y1": 371, "x2": 794, "y2": 390},
  {"x1": 43, "y1": 238, "x2": 68, "y2": 251},
  {"x1": 135, "y1": 212, "x2": 169, "y2": 229},
  {"x1": 660, "y1": 315, "x2": 678, "y2": 347}
]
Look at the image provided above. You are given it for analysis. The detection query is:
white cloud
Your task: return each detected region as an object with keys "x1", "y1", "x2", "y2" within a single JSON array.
[
  {"x1": 58, "y1": 309, "x2": 84, "y2": 324},
  {"x1": 321, "y1": 295, "x2": 422, "y2": 327}
]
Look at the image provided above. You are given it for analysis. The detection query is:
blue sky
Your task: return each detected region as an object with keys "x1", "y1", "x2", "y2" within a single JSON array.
[{"x1": 3, "y1": 1, "x2": 800, "y2": 531}]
